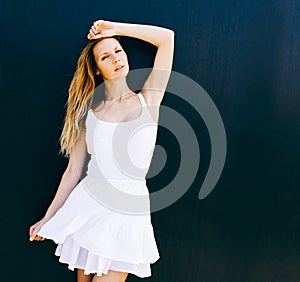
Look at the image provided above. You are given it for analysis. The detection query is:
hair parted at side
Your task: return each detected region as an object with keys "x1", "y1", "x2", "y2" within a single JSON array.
[{"x1": 58, "y1": 36, "x2": 121, "y2": 158}]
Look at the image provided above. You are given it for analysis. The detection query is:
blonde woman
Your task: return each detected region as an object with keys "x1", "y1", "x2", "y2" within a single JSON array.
[{"x1": 29, "y1": 19, "x2": 174, "y2": 282}]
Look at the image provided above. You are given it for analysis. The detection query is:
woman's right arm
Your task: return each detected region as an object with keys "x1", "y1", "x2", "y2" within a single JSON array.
[
  {"x1": 44, "y1": 128, "x2": 87, "y2": 220},
  {"x1": 29, "y1": 128, "x2": 87, "y2": 241}
]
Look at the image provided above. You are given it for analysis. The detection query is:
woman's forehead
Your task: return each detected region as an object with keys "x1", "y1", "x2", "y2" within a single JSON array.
[{"x1": 93, "y1": 38, "x2": 121, "y2": 53}]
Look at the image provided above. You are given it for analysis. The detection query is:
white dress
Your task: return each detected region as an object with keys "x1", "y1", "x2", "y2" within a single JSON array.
[{"x1": 37, "y1": 92, "x2": 160, "y2": 278}]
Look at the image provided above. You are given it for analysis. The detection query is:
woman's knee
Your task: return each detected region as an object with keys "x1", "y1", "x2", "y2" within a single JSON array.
[{"x1": 77, "y1": 268, "x2": 94, "y2": 282}]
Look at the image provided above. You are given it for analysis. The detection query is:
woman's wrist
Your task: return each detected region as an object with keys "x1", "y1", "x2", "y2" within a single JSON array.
[{"x1": 44, "y1": 211, "x2": 54, "y2": 221}]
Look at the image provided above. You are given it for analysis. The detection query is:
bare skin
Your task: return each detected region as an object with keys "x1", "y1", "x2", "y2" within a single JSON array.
[
  {"x1": 77, "y1": 269, "x2": 93, "y2": 282},
  {"x1": 77, "y1": 269, "x2": 128, "y2": 282},
  {"x1": 92, "y1": 270, "x2": 128, "y2": 282}
]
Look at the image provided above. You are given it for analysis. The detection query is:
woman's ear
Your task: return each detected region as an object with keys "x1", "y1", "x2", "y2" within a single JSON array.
[{"x1": 95, "y1": 68, "x2": 101, "y2": 75}]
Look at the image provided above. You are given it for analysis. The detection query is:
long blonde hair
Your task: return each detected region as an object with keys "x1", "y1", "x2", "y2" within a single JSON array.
[{"x1": 58, "y1": 37, "x2": 118, "y2": 158}]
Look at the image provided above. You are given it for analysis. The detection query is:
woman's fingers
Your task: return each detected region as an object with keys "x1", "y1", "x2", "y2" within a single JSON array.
[
  {"x1": 29, "y1": 233, "x2": 46, "y2": 242},
  {"x1": 29, "y1": 225, "x2": 34, "y2": 236},
  {"x1": 89, "y1": 29, "x2": 96, "y2": 36},
  {"x1": 29, "y1": 218, "x2": 48, "y2": 241},
  {"x1": 29, "y1": 228, "x2": 37, "y2": 241},
  {"x1": 87, "y1": 20, "x2": 112, "y2": 40},
  {"x1": 91, "y1": 25, "x2": 98, "y2": 34},
  {"x1": 87, "y1": 31, "x2": 96, "y2": 40},
  {"x1": 35, "y1": 235, "x2": 45, "y2": 241},
  {"x1": 87, "y1": 32, "x2": 104, "y2": 40},
  {"x1": 29, "y1": 225, "x2": 36, "y2": 239},
  {"x1": 29, "y1": 222, "x2": 43, "y2": 241},
  {"x1": 94, "y1": 20, "x2": 104, "y2": 28}
]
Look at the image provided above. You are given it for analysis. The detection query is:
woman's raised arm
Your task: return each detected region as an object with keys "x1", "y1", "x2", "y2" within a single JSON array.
[{"x1": 88, "y1": 20, "x2": 175, "y2": 105}]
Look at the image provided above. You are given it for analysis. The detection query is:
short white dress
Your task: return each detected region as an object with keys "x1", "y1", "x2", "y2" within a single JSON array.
[{"x1": 37, "y1": 92, "x2": 160, "y2": 278}]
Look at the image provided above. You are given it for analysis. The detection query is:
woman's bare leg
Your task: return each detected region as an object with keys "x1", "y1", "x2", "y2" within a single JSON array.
[
  {"x1": 77, "y1": 269, "x2": 94, "y2": 282},
  {"x1": 91, "y1": 270, "x2": 128, "y2": 282}
]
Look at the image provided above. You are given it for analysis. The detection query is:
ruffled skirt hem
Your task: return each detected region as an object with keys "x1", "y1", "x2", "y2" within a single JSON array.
[
  {"x1": 37, "y1": 182, "x2": 160, "y2": 278},
  {"x1": 54, "y1": 235, "x2": 154, "y2": 278}
]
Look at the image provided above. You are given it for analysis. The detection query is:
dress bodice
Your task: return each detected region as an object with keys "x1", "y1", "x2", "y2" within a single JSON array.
[{"x1": 85, "y1": 92, "x2": 158, "y2": 181}]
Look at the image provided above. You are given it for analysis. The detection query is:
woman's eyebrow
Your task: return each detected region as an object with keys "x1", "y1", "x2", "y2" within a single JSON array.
[{"x1": 99, "y1": 46, "x2": 120, "y2": 56}]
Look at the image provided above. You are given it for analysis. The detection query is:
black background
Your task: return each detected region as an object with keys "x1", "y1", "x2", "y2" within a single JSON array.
[{"x1": 1, "y1": 0, "x2": 300, "y2": 281}]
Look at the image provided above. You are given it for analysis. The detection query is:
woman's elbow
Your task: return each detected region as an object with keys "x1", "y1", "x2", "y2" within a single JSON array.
[
  {"x1": 164, "y1": 29, "x2": 175, "y2": 40},
  {"x1": 169, "y1": 29, "x2": 175, "y2": 37}
]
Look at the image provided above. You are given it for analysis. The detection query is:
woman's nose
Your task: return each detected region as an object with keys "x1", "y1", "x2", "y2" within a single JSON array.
[{"x1": 113, "y1": 56, "x2": 120, "y2": 64}]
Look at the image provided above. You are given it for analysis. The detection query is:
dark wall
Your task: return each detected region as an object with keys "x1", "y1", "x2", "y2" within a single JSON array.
[{"x1": 1, "y1": 0, "x2": 300, "y2": 281}]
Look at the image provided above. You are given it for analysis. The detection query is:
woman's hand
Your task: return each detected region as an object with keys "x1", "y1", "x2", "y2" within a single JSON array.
[
  {"x1": 29, "y1": 218, "x2": 48, "y2": 241},
  {"x1": 87, "y1": 20, "x2": 118, "y2": 40}
]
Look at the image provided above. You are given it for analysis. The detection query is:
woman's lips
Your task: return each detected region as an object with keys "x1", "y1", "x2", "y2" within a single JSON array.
[{"x1": 114, "y1": 65, "x2": 125, "y2": 72}]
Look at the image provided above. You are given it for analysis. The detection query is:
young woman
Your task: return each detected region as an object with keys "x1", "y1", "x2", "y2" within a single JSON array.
[{"x1": 29, "y1": 19, "x2": 174, "y2": 282}]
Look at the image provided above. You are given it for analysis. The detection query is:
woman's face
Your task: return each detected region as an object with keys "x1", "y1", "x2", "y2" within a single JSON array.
[{"x1": 93, "y1": 38, "x2": 129, "y2": 80}]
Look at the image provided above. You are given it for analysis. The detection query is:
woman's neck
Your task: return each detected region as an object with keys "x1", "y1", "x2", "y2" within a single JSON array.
[{"x1": 103, "y1": 77, "x2": 133, "y2": 102}]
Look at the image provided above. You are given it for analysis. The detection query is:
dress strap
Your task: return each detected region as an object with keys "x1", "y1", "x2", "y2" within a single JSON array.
[
  {"x1": 137, "y1": 92, "x2": 158, "y2": 124},
  {"x1": 137, "y1": 92, "x2": 147, "y2": 107}
]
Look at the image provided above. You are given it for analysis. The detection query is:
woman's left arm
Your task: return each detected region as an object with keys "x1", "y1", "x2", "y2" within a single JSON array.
[{"x1": 88, "y1": 20, "x2": 175, "y2": 105}]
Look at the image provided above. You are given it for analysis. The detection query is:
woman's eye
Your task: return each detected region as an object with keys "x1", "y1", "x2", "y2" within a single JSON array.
[{"x1": 101, "y1": 50, "x2": 122, "y2": 60}]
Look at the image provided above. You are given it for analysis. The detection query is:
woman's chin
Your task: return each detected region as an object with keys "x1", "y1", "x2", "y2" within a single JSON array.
[{"x1": 111, "y1": 69, "x2": 129, "y2": 80}]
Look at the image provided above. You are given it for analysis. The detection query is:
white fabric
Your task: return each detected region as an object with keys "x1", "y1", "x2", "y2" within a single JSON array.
[{"x1": 37, "y1": 93, "x2": 160, "y2": 278}]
